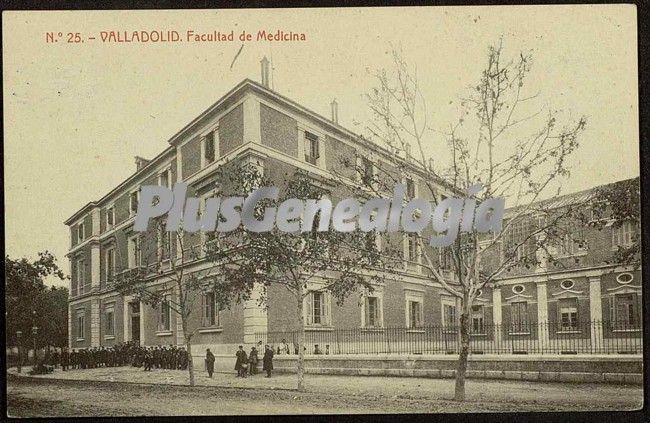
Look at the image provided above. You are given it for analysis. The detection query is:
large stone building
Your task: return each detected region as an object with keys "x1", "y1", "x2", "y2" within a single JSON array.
[{"x1": 65, "y1": 69, "x2": 641, "y2": 359}]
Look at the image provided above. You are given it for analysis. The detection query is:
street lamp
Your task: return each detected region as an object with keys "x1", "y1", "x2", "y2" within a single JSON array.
[
  {"x1": 32, "y1": 326, "x2": 38, "y2": 367},
  {"x1": 16, "y1": 331, "x2": 22, "y2": 373}
]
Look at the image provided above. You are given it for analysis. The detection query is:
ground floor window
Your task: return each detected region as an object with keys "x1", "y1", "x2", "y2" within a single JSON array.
[
  {"x1": 364, "y1": 296, "x2": 382, "y2": 328},
  {"x1": 76, "y1": 312, "x2": 85, "y2": 339},
  {"x1": 158, "y1": 294, "x2": 171, "y2": 331},
  {"x1": 104, "y1": 307, "x2": 115, "y2": 336},
  {"x1": 304, "y1": 291, "x2": 331, "y2": 326},
  {"x1": 407, "y1": 299, "x2": 423, "y2": 328},
  {"x1": 201, "y1": 292, "x2": 220, "y2": 327},
  {"x1": 510, "y1": 301, "x2": 529, "y2": 333},
  {"x1": 611, "y1": 293, "x2": 639, "y2": 329},
  {"x1": 558, "y1": 298, "x2": 578, "y2": 331},
  {"x1": 471, "y1": 305, "x2": 485, "y2": 334}
]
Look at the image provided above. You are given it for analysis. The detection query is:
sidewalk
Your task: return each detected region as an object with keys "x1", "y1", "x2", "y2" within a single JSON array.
[{"x1": 7, "y1": 365, "x2": 643, "y2": 409}]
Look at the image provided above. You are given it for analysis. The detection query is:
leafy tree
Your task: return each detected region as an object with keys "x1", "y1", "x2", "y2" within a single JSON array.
[
  {"x1": 359, "y1": 40, "x2": 587, "y2": 401},
  {"x1": 208, "y1": 162, "x2": 392, "y2": 391},
  {"x1": 6, "y1": 252, "x2": 68, "y2": 355}
]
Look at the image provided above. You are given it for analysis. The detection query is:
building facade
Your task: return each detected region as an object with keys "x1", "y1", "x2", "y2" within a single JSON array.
[{"x1": 65, "y1": 73, "x2": 641, "y2": 358}]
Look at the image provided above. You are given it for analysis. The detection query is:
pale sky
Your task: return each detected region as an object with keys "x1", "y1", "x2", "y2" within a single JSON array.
[{"x1": 3, "y1": 6, "x2": 639, "y2": 286}]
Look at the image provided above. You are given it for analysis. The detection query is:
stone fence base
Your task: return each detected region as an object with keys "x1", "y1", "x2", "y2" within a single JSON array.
[{"x1": 199, "y1": 353, "x2": 642, "y2": 385}]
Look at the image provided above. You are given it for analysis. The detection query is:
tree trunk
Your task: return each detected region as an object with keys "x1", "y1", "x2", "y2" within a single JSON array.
[
  {"x1": 182, "y1": 318, "x2": 195, "y2": 387},
  {"x1": 296, "y1": 285, "x2": 305, "y2": 392},
  {"x1": 454, "y1": 299, "x2": 471, "y2": 401}
]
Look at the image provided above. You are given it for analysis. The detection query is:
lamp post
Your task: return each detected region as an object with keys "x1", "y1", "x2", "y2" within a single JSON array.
[
  {"x1": 32, "y1": 325, "x2": 38, "y2": 367},
  {"x1": 16, "y1": 331, "x2": 22, "y2": 373}
]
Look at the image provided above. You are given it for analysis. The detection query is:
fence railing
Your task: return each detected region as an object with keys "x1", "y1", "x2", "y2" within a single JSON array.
[{"x1": 254, "y1": 320, "x2": 642, "y2": 355}]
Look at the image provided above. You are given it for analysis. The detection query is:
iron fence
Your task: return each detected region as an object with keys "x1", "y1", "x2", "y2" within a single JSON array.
[{"x1": 254, "y1": 320, "x2": 642, "y2": 355}]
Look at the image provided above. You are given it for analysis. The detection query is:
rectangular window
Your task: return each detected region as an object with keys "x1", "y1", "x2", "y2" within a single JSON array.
[
  {"x1": 158, "y1": 225, "x2": 171, "y2": 261},
  {"x1": 612, "y1": 294, "x2": 639, "y2": 328},
  {"x1": 77, "y1": 223, "x2": 85, "y2": 242},
  {"x1": 105, "y1": 308, "x2": 115, "y2": 336},
  {"x1": 558, "y1": 221, "x2": 586, "y2": 257},
  {"x1": 406, "y1": 178, "x2": 416, "y2": 199},
  {"x1": 612, "y1": 221, "x2": 634, "y2": 248},
  {"x1": 406, "y1": 234, "x2": 419, "y2": 262},
  {"x1": 129, "y1": 191, "x2": 139, "y2": 216},
  {"x1": 77, "y1": 313, "x2": 85, "y2": 339},
  {"x1": 159, "y1": 169, "x2": 171, "y2": 188},
  {"x1": 443, "y1": 303, "x2": 457, "y2": 327},
  {"x1": 304, "y1": 132, "x2": 320, "y2": 165},
  {"x1": 158, "y1": 294, "x2": 171, "y2": 331},
  {"x1": 558, "y1": 298, "x2": 578, "y2": 331},
  {"x1": 204, "y1": 132, "x2": 216, "y2": 164},
  {"x1": 408, "y1": 300, "x2": 422, "y2": 328},
  {"x1": 503, "y1": 217, "x2": 536, "y2": 262},
  {"x1": 471, "y1": 305, "x2": 485, "y2": 334},
  {"x1": 361, "y1": 157, "x2": 374, "y2": 186},
  {"x1": 106, "y1": 207, "x2": 115, "y2": 229},
  {"x1": 128, "y1": 236, "x2": 141, "y2": 268},
  {"x1": 304, "y1": 291, "x2": 330, "y2": 326},
  {"x1": 77, "y1": 259, "x2": 86, "y2": 295},
  {"x1": 365, "y1": 296, "x2": 381, "y2": 328},
  {"x1": 201, "y1": 292, "x2": 220, "y2": 327},
  {"x1": 105, "y1": 247, "x2": 115, "y2": 282},
  {"x1": 510, "y1": 301, "x2": 529, "y2": 333}
]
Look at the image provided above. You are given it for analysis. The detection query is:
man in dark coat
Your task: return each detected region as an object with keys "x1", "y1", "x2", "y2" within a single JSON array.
[
  {"x1": 205, "y1": 349, "x2": 215, "y2": 378},
  {"x1": 263, "y1": 344, "x2": 274, "y2": 378},
  {"x1": 249, "y1": 347, "x2": 259, "y2": 376},
  {"x1": 61, "y1": 348, "x2": 69, "y2": 371},
  {"x1": 234, "y1": 346, "x2": 247, "y2": 377}
]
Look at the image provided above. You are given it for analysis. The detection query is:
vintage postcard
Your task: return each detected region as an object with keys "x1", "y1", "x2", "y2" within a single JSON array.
[{"x1": 3, "y1": 5, "x2": 642, "y2": 417}]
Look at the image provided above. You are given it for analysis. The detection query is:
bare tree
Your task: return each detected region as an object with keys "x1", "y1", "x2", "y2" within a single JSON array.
[
  {"x1": 358, "y1": 40, "x2": 587, "y2": 401},
  {"x1": 207, "y1": 162, "x2": 393, "y2": 391},
  {"x1": 112, "y1": 221, "x2": 216, "y2": 386}
]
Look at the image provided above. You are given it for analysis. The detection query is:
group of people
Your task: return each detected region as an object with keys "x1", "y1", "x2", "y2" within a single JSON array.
[
  {"x1": 45, "y1": 341, "x2": 189, "y2": 371},
  {"x1": 205, "y1": 341, "x2": 274, "y2": 379}
]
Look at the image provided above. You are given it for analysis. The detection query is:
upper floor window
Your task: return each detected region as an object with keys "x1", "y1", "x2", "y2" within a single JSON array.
[
  {"x1": 201, "y1": 292, "x2": 221, "y2": 327},
  {"x1": 406, "y1": 177, "x2": 416, "y2": 199},
  {"x1": 128, "y1": 235, "x2": 141, "y2": 268},
  {"x1": 503, "y1": 217, "x2": 536, "y2": 263},
  {"x1": 106, "y1": 206, "x2": 115, "y2": 229},
  {"x1": 129, "y1": 190, "x2": 139, "y2": 217},
  {"x1": 105, "y1": 247, "x2": 115, "y2": 282},
  {"x1": 77, "y1": 223, "x2": 85, "y2": 242},
  {"x1": 159, "y1": 169, "x2": 171, "y2": 189},
  {"x1": 612, "y1": 221, "x2": 634, "y2": 248},
  {"x1": 158, "y1": 294, "x2": 172, "y2": 332},
  {"x1": 304, "y1": 290, "x2": 330, "y2": 326},
  {"x1": 158, "y1": 224, "x2": 172, "y2": 261},
  {"x1": 406, "y1": 233, "x2": 420, "y2": 265},
  {"x1": 361, "y1": 157, "x2": 374, "y2": 186},
  {"x1": 304, "y1": 132, "x2": 320, "y2": 166},
  {"x1": 557, "y1": 222, "x2": 586, "y2": 257},
  {"x1": 76, "y1": 258, "x2": 86, "y2": 294},
  {"x1": 204, "y1": 131, "x2": 216, "y2": 164}
]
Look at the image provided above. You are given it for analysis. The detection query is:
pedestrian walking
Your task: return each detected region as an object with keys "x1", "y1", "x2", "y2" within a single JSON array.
[
  {"x1": 205, "y1": 349, "x2": 215, "y2": 378},
  {"x1": 263, "y1": 344, "x2": 274, "y2": 378}
]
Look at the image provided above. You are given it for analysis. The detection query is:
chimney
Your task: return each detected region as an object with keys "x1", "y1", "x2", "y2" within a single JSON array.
[
  {"x1": 404, "y1": 143, "x2": 412, "y2": 160},
  {"x1": 135, "y1": 156, "x2": 150, "y2": 171},
  {"x1": 428, "y1": 157, "x2": 435, "y2": 171},
  {"x1": 330, "y1": 99, "x2": 339, "y2": 124},
  {"x1": 260, "y1": 56, "x2": 270, "y2": 88}
]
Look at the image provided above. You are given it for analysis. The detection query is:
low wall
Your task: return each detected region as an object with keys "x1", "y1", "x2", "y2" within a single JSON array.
[{"x1": 198, "y1": 353, "x2": 642, "y2": 385}]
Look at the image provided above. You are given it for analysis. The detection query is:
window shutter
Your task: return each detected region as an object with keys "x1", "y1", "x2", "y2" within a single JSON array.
[
  {"x1": 201, "y1": 294, "x2": 206, "y2": 326},
  {"x1": 303, "y1": 294, "x2": 313, "y2": 326},
  {"x1": 364, "y1": 297, "x2": 369, "y2": 327},
  {"x1": 607, "y1": 296, "x2": 614, "y2": 324},
  {"x1": 325, "y1": 293, "x2": 331, "y2": 326},
  {"x1": 378, "y1": 297, "x2": 383, "y2": 327}
]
